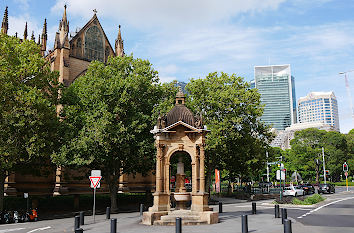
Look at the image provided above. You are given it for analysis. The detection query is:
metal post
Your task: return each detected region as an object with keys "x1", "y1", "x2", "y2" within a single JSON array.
[
  {"x1": 140, "y1": 203, "x2": 144, "y2": 216},
  {"x1": 106, "y1": 207, "x2": 111, "y2": 219},
  {"x1": 241, "y1": 214, "x2": 248, "y2": 233},
  {"x1": 266, "y1": 152, "x2": 270, "y2": 182},
  {"x1": 110, "y1": 218, "x2": 117, "y2": 233},
  {"x1": 75, "y1": 228, "x2": 83, "y2": 233},
  {"x1": 252, "y1": 202, "x2": 256, "y2": 214},
  {"x1": 74, "y1": 215, "x2": 80, "y2": 230},
  {"x1": 26, "y1": 198, "x2": 29, "y2": 212},
  {"x1": 79, "y1": 211, "x2": 84, "y2": 225},
  {"x1": 280, "y1": 156, "x2": 283, "y2": 201},
  {"x1": 93, "y1": 188, "x2": 96, "y2": 223},
  {"x1": 281, "y1": 208, "x2": 287, "y2": 224},
  {"x1": 284, "y1": 219, "x2": 292, "y2": 233},
  {"x1": 275, "y1": 204, "x2": 280, "y2": 218},
  {"x1": 322, "y1": 147, "x2": 326, "y2": 184},
  {"x1": 219, "y1": 202, "x2": 223, "y2": 213},
  {"x1": 176, "y1": 217, "x2": 182, "y2": 233}
]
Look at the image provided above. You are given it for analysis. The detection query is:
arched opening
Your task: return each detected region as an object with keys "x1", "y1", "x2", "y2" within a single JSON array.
[{"x1": 169, "y1": 151, "x2": 192, "y2": 209}]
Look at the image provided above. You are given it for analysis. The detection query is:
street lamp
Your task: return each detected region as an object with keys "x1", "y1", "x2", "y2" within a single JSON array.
[{"x1": 338, "y1": 71, "x2": 354, "y2": 125}]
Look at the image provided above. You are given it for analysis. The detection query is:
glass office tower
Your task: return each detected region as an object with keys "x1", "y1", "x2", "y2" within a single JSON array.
[
  {"x1": 298, "y1": 91, "x2": 339, "y2": 131},
  {"x1": 254, "y1": 64, "x2": 297, "y2": 130}
]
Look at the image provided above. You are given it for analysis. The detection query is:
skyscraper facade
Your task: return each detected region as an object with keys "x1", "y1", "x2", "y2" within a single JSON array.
[
  {"x1": 254, "y1": 64, "x2": 297, "y2": 130},
  {"x1": 298, "y1": 91, "x2": 340, "y2": 131}
]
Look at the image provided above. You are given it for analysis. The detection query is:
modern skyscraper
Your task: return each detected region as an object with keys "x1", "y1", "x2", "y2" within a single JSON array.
[
  {"x1": 298, "y1": 91, "x2": 340, "y2": 131},
  {"x1": 254, "y1": 64, "x2": 297, "y2": 130}
]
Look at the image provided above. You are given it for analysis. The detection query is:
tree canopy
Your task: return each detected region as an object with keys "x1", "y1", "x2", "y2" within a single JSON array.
[
  {"x1": 53, "y1": 55, "x2": 163, "y2": 210},
  {"x1": 185, "y1": 72, "x2": 273, "y2": 183},
  {"x1": 284, "y1": 128, "x2": 352, "y2": 182},
  {"x1": 0, "y1": 34, "x2": 60, "y2": 210}
]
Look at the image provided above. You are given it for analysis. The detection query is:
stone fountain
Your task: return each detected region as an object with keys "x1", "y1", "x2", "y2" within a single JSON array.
[
  {"x1": 142, "y1": 88, "x2": 218, "y2": 225},
  {"x1": 173, "y1": 157, "x2": 191, "y2": 210}
]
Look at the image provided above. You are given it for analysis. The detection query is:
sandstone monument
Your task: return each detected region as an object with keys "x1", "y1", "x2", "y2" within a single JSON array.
[{"x1": 142, "y1": 88, "x2": 218, "y2": 225}]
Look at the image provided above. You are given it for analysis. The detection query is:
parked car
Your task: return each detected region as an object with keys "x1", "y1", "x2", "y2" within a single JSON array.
[
  {"x1": 258, "y1": 182, "x2": 273, "y2": 188},
  {"x1": 297, "y1": 184, "x2": 315, "y2": 195},
  {"x1": 318, "y1": 183, "x2": 335, "y2": 194},
  {"x1": 283, "y1": 186, "x2": 304, "y2": 197}
]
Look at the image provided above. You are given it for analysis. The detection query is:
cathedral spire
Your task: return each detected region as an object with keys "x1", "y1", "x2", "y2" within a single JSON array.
[
  {"x1": 55, "y1": 5, "x2": 70, "y2": 49},
  {"x1": 31, "y1": 31, "x2": 35, "y2": 41},
  {"x1": 115, "y1": 25, "x2": 124, "y2": 57},
  {"x1": 1, "y1": 6, "x2": 8, "y2": 34},
  {"x1": 41, "y1": 18, "x2": 47, "y2": 56},
  {"x1": 24, "y1": 22, "x2": 28, "y2": 40},
  {"x1": 59, "y1": 4, "x2": 69, "y2": 32}
]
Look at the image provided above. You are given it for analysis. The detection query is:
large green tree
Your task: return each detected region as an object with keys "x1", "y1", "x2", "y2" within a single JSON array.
[
  {"x1": 185, "y1": 72, "x2": 272, "y2": 187},
  {"x1": 53, "y1": 55, "x2": 163, "y2": 211},
  {"x1": 287, "y1": 128, "x2": 350, "y2": 182},
  {"x1": 0, "y1": 34, "x2": 60, "y2": 210}
]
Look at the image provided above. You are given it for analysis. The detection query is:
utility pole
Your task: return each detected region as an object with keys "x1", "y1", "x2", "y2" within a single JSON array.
[
  {"x1": 266, "y1": 151, "x2": 270, "y2": 182},
  {"x1": 279, "y1": 156, "x2": 283, "y2": 201},
  {"x1": 322, "y1": 147, "x2": 326, "y2": 184}
]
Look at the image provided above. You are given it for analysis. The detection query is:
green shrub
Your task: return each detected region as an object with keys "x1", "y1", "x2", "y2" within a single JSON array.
[{"x1": 292, "y1": 194, "x2": 325, "y2": 205}]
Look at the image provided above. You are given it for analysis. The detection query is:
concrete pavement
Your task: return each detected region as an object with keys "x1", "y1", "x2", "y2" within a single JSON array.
[{"x1": 1, "y1": 187, "x2": 353, "y2": 233}]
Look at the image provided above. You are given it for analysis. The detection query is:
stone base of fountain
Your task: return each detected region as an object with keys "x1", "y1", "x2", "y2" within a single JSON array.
[{"x1": 152, "y1": 209, "x2": 218, "y2": 226}]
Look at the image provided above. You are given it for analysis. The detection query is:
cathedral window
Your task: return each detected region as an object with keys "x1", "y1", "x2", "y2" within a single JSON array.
[
  {"x1": 84, "y1": 26, "x2": 104, "y2": 62},
  {"x1": 105, "y1": 46, "x2": 110, "y2": 62},
  {"x1": 77, "y1": 38, "x2": 82, "y2": 57}
]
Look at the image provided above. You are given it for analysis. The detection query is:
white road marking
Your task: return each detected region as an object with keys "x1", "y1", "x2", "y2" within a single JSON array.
[
  {"x1": 230, "y1": 204, "x2": 312, "y2": 211},
  {"x1": 297, "y1": 196, "x2": 354, "y2": 219},
  {"x1": 27, "y1": 226, "x2": 51, "y2": 233},
  {"x1": 0, "y1": 228, "x2": 26, "y2": 233}
]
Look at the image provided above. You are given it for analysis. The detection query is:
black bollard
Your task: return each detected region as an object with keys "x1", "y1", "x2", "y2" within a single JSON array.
[
  {"x1": 219, "y1": 202, "x2": 223, "y2": 213},
  {"x1": 275, "y1": 205, "x2": 280, "y2": 218},
  {"x1": 79, "y1": 211, "x2": 84, "y2": 225},
  {"x1": 241, "y1": 214, "x2": 248, "y2": 233},
  {"x1": 75, "y1": 228, "x2": 83, "y2": 233},
  {"x1": 284, "y1": 219, "x2": 292, "y2": 233},
  {"x1": 252, "y1": 202, "x2": 256, "y2": 214},
  {"x1": 74, "y1": 216, "x2": 80, "y2": 230},
  {"x1": 110, "y1": 218, "x2": 117, "y2": 233},
  {"x1": 106, "y1": 207, "x2": 111, "y2": 220},
  {"x1": 281, "y1": 208, "x2": 287, "y2": 224},
  {"x1": 140, "y1": 203, "x2": 144, "y2": 216},
  {"x1": 176, "y1": 217, "x2": 182, "y2": 233}
]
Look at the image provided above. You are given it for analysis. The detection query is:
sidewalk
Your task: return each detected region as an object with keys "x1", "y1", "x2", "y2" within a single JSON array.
[{"x1": 78, "y1": 204, "x2": 288, "y2": 233}]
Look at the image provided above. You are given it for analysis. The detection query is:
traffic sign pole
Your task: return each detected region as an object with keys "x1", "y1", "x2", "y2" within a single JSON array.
[
  {"x1": 89, "y1": 171, "x2": 101, "y2": 224},
  {"x1": 343, "y1": 162, "x2": 349, "y2": 192},
  {"x1": 93, "y1": 187, "x2": 96, "y2": 223}
]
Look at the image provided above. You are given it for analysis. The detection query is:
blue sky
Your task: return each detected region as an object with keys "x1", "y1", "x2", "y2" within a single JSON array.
[{"x1": 1, "y1": 0, "x2": 353, "y2": 133}]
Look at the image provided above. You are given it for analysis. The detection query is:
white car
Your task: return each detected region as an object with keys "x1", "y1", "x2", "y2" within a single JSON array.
[{"x1": 283, "y1": 186, "x2": 304, "y2": 197}]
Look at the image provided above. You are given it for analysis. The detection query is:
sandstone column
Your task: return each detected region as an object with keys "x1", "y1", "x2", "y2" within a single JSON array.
[{"x1": 199, "y1": 145, "x2": 205, "y2": 193}]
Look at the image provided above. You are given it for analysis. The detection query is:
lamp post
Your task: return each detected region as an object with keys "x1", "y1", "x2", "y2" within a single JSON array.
[{"x1": 339, "y1": 71, "x2": 354, "y2": 125}]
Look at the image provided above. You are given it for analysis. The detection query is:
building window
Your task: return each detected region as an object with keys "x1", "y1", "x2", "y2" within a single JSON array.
[{"x1": 84, "y1": 26, "x2": 104, "y2": 62}]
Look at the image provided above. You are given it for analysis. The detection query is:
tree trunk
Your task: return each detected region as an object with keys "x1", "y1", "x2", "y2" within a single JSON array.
[
  {"x1": 0, "y1": 171, "x2": 6, "y2": 212},
  {"x1": 108, "y1": 174, "x2": 119, "y2": 213}
]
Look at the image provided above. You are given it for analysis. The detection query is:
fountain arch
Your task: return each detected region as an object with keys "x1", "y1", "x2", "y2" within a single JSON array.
[{"x1": 142, "y1": 88, "x2": 218, "y2": 225}]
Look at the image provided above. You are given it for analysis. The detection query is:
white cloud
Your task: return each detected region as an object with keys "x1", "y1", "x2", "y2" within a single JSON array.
[
  {"x1": 51, "y1": 0, "x2": 286, "y2": 29},
  {"x1": 13, "y1": 0, "x2": 29, "y2": 10},
  {"x1": 8, "y1": 15, "x2": 40, "y2": 40}
]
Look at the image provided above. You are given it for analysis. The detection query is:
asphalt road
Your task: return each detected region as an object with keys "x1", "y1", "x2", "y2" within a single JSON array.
[{"x1": 0, "y1": 186, "x2": 353, "y2": 233}]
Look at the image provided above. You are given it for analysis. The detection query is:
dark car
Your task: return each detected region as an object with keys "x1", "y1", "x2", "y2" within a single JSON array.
[
  {"x1": 297, "y1": 184, "x2": 315, "y2": 195},
  {"x1": 318, "y1": 183, "x2": 335, "y2": 194}
]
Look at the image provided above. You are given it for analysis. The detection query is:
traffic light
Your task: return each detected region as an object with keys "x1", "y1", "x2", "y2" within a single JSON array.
[
  {"x1": 343, "y1": 162, "x2": 349, "y2": 172},
  {"x1": 325, "y1": 170, "x2": 330, "y2": 175}
]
